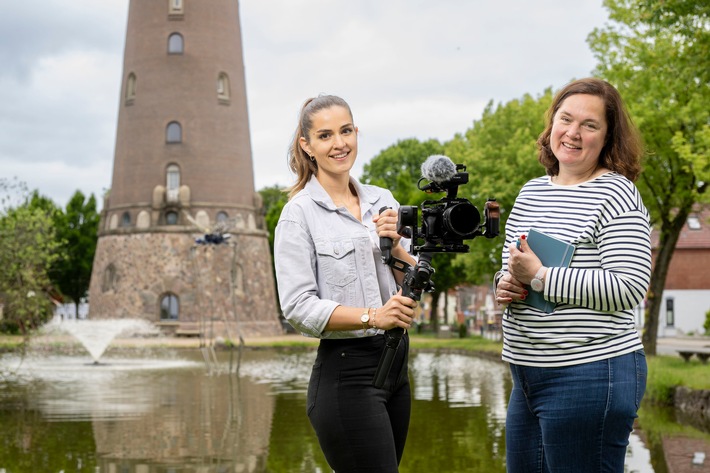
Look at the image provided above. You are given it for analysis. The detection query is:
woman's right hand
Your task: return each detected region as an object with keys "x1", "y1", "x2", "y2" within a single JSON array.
[
  {"x1": 373, "y1": 208, "x2": 401, "y2": 248},
  {"x1": 377, "y1": 289, "x2": 417, "y2": 330}
]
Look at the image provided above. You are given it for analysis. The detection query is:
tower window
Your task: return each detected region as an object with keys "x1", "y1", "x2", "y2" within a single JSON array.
[
  {"x1": 102, "y1": 264, "x2": 117, "y2": 293},
  {"x1": 165, "y1": 211, "x2": 179, "y2": 225},
  {"x1": 121, "y1": 211, "x2": 131, "y2": 227},
  {"x1": 166, "y1": 164, "x2": 180, "y2": 204},
  {"x1": 167, "y1": 164, "x2": 180, "y2": 190},
  {"x1": 168, "y1": 33, "x2": 184, "y2": 54},
  {"x1": 169, "y1": 0, "x2": 184, "y2": 15},
  {"x1": 160, "y1": 293, "x2": 179, "y2": 320},
  {"x1": 216, "y1": 211, "x2": 229, "y2": 222},
  {"x1": 166, "y1": 121, "x2": 182, "y2": 143},
  {"x1": 217, "y1": 72, "x2": 231, "y2": 102},
  {"x1": 125, "y1": 72, "x2": 137, "y2": 104}
]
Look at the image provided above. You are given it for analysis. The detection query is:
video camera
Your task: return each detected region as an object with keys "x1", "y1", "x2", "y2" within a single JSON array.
[
  {"x1": 398, "y1": 156, "x2": 499, "y2": 254},
  {"x1": 373, "y1": 155, "x2": 499, "y2": 388}
]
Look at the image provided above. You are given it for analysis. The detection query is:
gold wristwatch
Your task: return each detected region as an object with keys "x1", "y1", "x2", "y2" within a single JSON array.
[{"x1": 360, "y1": 309, "x2": 371, "y2": 330}]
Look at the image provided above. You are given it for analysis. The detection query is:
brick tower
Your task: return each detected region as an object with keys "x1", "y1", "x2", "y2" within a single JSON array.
[{"x1": 88, "y1": 0, "x2": 282, "y2": 339}]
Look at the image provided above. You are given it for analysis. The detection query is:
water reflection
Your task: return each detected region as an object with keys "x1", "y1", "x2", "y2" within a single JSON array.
[
  {"x1": 410, "y1": 352, "x2": 509, "y2": 411},
  {"x1": 626, "y1": 433, "x2": 655, "y2": 473},
  {"x1": 0, "y1": 349, "x2": 658, "y2": 472},
  {"x1": 3, "y1": 355, "x2": 199, "y2": 422}
]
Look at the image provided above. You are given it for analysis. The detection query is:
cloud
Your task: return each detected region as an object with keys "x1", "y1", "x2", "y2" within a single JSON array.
[
  {"x1": 242, "y1": 0, "x2": 607, "y2": 190},
  {"x1": 0, "y1": 0, "x2": 126, "y2": 79},
  {"x1": 0, "y1": 0, "x2": 608, "y2": 208}
]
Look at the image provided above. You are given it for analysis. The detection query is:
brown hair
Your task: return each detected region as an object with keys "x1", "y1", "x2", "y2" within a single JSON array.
[
  {"x1": 537, "y1": 78, "x2": 643, "y2": 181},
  {"x1": 286, "y1": 95, "x2": 354, "y2": 199}
]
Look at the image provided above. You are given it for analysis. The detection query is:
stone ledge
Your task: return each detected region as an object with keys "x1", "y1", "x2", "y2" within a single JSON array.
[{"x1": 673, "y1": 386, "x2": 710, "y2": 433}]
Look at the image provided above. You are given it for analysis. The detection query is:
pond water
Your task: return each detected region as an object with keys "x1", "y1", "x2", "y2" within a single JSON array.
[{"x1": 0, "y1": 347, "x2": 660, "y2": 472}]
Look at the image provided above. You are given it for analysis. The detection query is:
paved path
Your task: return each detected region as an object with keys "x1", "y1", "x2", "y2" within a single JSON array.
[{"x1": 657, "y1": 336, "x2": 710, "y2": 356}]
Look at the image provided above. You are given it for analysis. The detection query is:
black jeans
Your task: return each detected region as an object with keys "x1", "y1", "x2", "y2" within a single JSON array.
[{"x1": 307, "y1": 333, "x2": 411, "y2": 473}]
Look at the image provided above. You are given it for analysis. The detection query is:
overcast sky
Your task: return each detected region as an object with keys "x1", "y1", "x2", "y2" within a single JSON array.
[{"x1": 0, "y1": 0, "x2": 610, "y2": 209}]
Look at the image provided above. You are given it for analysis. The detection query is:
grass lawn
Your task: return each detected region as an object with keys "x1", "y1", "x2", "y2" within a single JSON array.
[
  {"x1": 0, "y1": 335, "x2": 25, "y2": 352},
  {"x1": 646, "y1": 354, "x2": 710, "y2": 403}
]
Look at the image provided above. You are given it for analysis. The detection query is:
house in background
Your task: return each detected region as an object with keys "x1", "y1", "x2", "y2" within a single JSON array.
[
  {"x1": 650, "y1": 206, "x2": 710, "y2": 337},
  {"x1": 455, "y1": 284, "x2": 503, "y2": 340}
]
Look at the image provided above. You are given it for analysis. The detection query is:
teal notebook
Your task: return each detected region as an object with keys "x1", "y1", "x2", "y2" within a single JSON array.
[{"x1": 521, "y1": 228, "x2": 576, "y2": 313}]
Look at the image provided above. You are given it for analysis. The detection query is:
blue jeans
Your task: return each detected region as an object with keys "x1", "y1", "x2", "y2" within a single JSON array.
[{"x1": 506, "y1": 350, "x2": 647, "y2": 473}]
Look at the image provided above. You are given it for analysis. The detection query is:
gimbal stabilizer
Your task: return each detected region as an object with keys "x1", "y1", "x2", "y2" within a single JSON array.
[{"x1": 372, "y1": 207, "x2": 436, "y2": 388}]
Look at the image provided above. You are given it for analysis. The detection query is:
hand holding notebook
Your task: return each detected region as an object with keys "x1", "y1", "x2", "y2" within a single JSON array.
[{"x1": 518, "y1": 229, "x2": 575, "y2": 313}]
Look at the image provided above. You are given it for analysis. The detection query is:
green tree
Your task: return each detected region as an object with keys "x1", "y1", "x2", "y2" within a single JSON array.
[
  {"x1": 258, "y1": 185, "x2": 288, "y2": 317},
  {"x1": 51, "y1": 191, "x2": 100, "y2": 318},
  {"x1": 589, "y1": 0, "x2": 709, "y2": 354},
  {"x1": 26, "y1": 191, "x2": 61, "y2": 217},
  {"x1": 0, "y1": 181, "x2": 61, "y2": 336},
  {"x1": 451, "y1": 92, "x2": 551, "y2": 282},
  {"x1": 259, "y1": 185, "x2": 288, "y2": 252},
  {"x1": 362, "y1": 138, "x2": 445, "y2": 206}
]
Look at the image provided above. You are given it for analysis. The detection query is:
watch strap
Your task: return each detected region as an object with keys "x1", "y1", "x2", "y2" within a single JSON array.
[
  {"x1": 531, "y1": 266, "x2": 547, "y2": 292},
  {"x1": 534, "y1": 266, "x2": 547, "y2": 280}
]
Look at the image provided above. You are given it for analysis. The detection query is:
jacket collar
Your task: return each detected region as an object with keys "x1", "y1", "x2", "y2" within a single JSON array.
[{"x1": 304, "y1": 174, "x2": 379, "y2": 215}]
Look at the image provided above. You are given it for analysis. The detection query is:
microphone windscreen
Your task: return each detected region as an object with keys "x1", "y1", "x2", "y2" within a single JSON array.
[{"x1": 421, "y1": 155, "x2": 457, "y2": 183}]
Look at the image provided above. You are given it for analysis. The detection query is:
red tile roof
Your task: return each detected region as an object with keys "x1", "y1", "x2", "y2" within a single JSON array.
[{"x1": 651, "y1": 206, "x2": 710, "y2": 249}]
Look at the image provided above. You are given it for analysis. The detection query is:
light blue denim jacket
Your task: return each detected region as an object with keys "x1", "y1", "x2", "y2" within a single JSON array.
[{"x1": 274, "y1": 175, "x2": 405, "y2": 339}]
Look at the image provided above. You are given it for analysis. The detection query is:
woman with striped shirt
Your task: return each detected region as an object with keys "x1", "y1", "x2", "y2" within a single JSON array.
[{"x1": 495, "y1": 78, "x2": 652, "y2": 472}]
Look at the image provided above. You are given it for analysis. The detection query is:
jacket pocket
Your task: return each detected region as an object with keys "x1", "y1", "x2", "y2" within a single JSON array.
[
  {"x1": 306, "y1": 361, "x2": 322, "y2": 417},
  {"x1": 314, "y1": 238, "x2": 357, "y2": 287}
]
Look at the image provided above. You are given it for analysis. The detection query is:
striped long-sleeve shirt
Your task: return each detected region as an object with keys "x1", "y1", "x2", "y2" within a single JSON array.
[{"x1": 500, "y1": 172, "x2": 651, "y2": 367}]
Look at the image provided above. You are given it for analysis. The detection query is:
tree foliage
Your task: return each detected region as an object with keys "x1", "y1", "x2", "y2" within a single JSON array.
[
  {"x1": 259, "y1": 185, "x2": 288, "y2": 252},
  {"x1": 588, "y1": 0, "x2": 709, "y2": 354},
  {"x1": 50, "y1": 191, "x2": 100, "y2": 317},
  {"x1": 450, "y1": 93, "x2": 551, "y2": 283},
  {"x1": 0, "y1": 180, "x2": 61, "y2": 335},
  {"x1": 361, "y1": 138, "x2": 446, "y2": 207},
  {"x1": 258, "y1": 185, "x2": 288, "y2": 316}
]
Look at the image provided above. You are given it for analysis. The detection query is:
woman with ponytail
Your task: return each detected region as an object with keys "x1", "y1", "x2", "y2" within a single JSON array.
[{"x1": 274, "y1": 95, "x2": 417, "y2": 472}]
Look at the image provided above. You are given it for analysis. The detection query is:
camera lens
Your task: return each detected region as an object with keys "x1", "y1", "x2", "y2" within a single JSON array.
[{"x1": 443, "y1": 202, "x2": 480, "y2": 237}]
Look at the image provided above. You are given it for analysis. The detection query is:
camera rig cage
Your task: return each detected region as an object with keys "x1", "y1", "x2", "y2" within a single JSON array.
[{"x1": 373, "y1": 163, "x2": 499, "y2": 388}]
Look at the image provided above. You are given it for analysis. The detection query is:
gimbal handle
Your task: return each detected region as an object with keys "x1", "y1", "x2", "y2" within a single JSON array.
[{"x1": 373, "y1": 207, "x2": 434, "y2": 388}]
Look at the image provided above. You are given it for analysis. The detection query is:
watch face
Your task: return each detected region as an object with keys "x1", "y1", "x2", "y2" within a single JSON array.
[
  {"x1": 361, "y1": 314, "x2": 370, "y2": 323},
  {"x1": 531, "y1": 279, "x2": 543, "y2": 292}
]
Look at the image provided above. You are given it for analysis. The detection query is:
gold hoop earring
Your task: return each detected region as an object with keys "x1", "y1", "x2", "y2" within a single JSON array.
[{"x1": 309, "y1": 155, "x2": 315, "y2": 162}]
